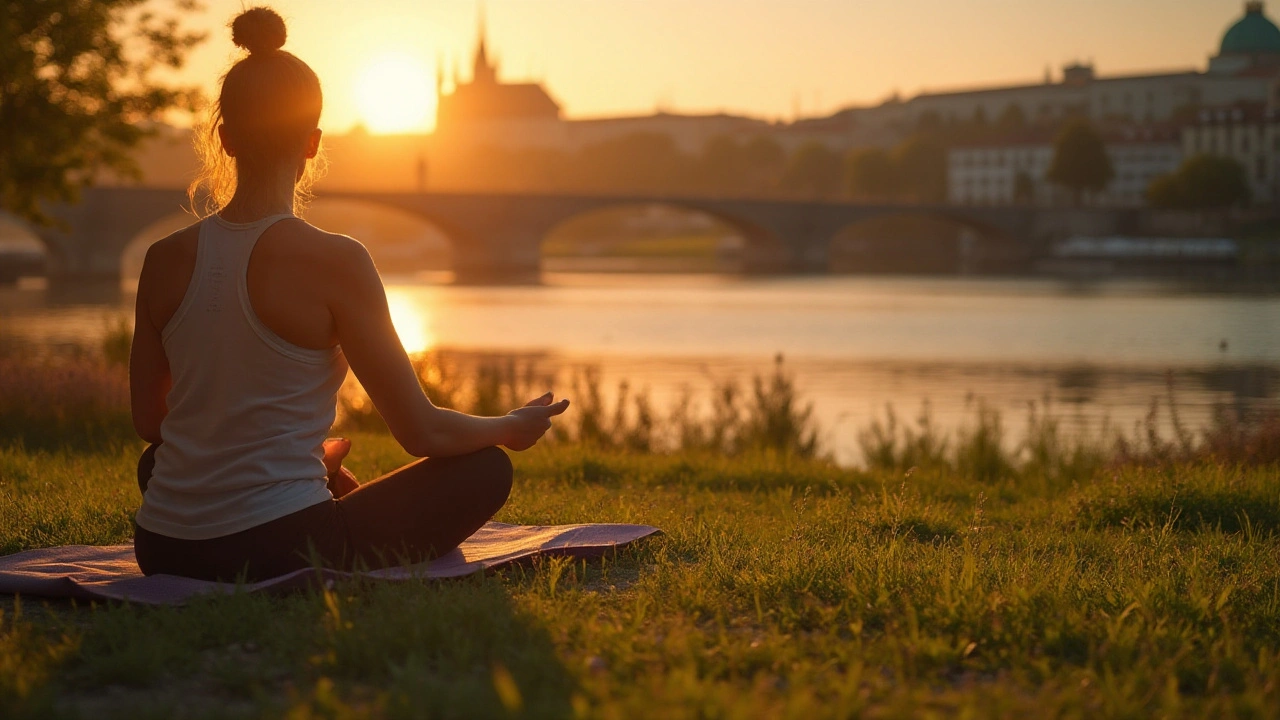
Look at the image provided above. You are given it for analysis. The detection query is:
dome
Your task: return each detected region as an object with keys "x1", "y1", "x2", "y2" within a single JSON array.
[{"x1": 1220, "y1": 2, "x2": 1280, "y2": 55}]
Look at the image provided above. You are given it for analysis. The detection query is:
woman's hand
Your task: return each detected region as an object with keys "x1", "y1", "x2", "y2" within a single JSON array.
[
  {"x1": 322, "y1": 437, "x2": 360, "y2": 499},
  {"x1": 503, "y1": 392, "x2": 570, "y2": 451}
]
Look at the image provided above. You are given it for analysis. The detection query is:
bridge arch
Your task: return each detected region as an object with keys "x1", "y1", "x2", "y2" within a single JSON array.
[
  {"x1": 537, "y1": 201, "x2": 785, "y2": 275},
  {"x1": 44, "y1": 187, "x2": 1133, "y2": 282}
]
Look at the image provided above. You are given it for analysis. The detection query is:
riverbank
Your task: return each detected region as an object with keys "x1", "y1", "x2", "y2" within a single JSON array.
[
  {"x1": 6, "y1": 273, "x2": 1280, "y2": 464},
  {"x1": 3, "y1": 435, "x2": 1280, "y2": 718}
]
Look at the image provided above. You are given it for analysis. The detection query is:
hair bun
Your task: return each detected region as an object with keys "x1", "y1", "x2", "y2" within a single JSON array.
[{"x1": 231, "y1": 7, "x2": 287, "y2": 55}]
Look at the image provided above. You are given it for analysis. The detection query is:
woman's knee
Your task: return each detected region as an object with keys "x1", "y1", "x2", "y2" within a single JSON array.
[{"x1": 467, "y1": 446, "x2": 513, "y2": 510}]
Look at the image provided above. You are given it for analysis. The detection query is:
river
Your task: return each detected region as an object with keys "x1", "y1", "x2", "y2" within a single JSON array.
[{"x1": 2, "y1": 273, "x2": 1278, "y2": 465}]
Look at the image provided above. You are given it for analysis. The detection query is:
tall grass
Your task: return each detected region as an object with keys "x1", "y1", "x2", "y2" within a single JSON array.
[
  {"x1": 1, "y1": 340, "x2": 1277, "y2": 475},
  {"x1": 0, "y1": 352, "x2": 133, "y2": 451},
  {"x1": 334, "y1": 351, "x2": 821, "y2": 458}
]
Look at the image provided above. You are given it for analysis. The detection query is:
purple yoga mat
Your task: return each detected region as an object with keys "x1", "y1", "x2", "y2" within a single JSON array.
[{"x1": 0, "y1": 521, "x2": 659, "y2": 605}]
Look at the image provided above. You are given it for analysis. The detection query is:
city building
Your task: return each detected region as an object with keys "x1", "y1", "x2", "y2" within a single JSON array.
[
  {"x1": 433, "y1": 18, "x2": 561, "y2": 133},
  {"x1": 1182, "y1": 101, "x2": 1280, "y2": 203},
  {"x1": 432, "y1": 2, "x2": 1280, "y2": 163},
  {"x1": 800, "y1": 2, "x2": 1280, "y2": 150},
  {"x1": 432, "y1": 18, "x2": 773, "y2": 153},
  {"x1": 948, "y1": 128, "x2": 1182, "y2": 207}
]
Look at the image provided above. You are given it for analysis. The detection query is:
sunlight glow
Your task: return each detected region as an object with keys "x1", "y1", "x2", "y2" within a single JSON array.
[
  {"x1": 354, "y1": 54, "x2": 434, "y2": 134},
  {"x1": 386, "y1": 290, "x2": 435, "y2": 355}
]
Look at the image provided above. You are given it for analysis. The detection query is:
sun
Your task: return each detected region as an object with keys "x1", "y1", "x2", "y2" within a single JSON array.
[{"x1": 354, "y1": 54, "x2": 434, "y2": 133}]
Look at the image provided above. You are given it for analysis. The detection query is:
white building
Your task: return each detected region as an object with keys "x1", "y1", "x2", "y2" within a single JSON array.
[
  {"x1": 948, "y1": 129, "x2": 1182, "y2": 207},
  {"x1": 1182, "y1": 102, "x2": 1280, "y2": 203}
]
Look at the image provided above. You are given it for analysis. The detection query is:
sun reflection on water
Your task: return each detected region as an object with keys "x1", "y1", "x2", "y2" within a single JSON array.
[{"x1": 385, "y1": 289, "x2": 434, "y2": 355}]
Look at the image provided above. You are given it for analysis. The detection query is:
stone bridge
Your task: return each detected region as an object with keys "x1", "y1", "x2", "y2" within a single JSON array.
[{"x1": 31, "y1": 186, "x2": 1158, "y2": 282}]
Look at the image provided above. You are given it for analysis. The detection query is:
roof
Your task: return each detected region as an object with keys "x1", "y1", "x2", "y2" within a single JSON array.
[
  {"x1": 1220, "y1": 2, "x2": 1280, "y2": 55},
  {"x1": 437, "y1": 81, "x2": 561, "y2": 126},
  {"x1": 908, "y1": 70, "x2": 1204, "y2": 103},
  {"x1": 949, "y1": 125, "x2": 1181, "y2": 150}
]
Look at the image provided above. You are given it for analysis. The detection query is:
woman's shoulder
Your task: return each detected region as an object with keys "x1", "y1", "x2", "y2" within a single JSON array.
[
  {"x1": 137, "y1": 221, "x2": 203, "y2": 327},
  {"x1": 267, "y1": 219, "x2": 373, "y2": 268},
  {"x1": 139, "y1": 221, "x2": 202, "y2": 288},
  {"x1": 146, "y1": 221, "x2": 202, "y2": 262},
  {"x1": 253, "y1": 219, "x2": 380, "y2": 293}
]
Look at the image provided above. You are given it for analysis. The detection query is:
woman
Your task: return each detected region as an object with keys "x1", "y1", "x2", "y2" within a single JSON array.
[{"x1": 129, "y1": 7, "x2": 568, "y2": 581}]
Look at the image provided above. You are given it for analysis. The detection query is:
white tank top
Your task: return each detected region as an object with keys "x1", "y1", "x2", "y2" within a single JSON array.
[{"x1": 135, "y1": 214, "x2": 348, "y2": 540}]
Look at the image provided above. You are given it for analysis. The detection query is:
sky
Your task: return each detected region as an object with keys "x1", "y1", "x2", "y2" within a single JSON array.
[{"x1": 166, "y1": 0, "x2": 1255, "y2": 133}]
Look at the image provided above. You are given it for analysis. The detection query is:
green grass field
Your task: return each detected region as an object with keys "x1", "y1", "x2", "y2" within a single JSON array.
[{"x1": 3, "y1": 431, "x2": 1280, "y2": 719}]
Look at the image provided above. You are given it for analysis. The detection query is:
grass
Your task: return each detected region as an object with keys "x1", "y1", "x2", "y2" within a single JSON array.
[
  {"x1": 2, "y1": 348, "x2": 1280, "y2": 717},
  {"x1": 2, "y1": 435, "x2": 1280, "y2": 718}
]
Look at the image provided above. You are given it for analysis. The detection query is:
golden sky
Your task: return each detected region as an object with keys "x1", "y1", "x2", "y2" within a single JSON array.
[{"x1": 169, "y1": 0, "x2": 1254, "y2": 133}]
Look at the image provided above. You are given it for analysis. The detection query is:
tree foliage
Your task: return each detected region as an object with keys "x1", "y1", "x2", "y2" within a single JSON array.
[
  {"x1": 891, "y1": 135, "x2": 947, "y2": 203},
  {"x1": 1146, "y1": 154, "x2": 1252, "y2": 210},
  {"x1": 571, "y1": 132, "x2": 693, "y2": 194},
  {"x1": 697, "y1": 134, "x2": 747, "y2": 193},
  {"x1": 1046, "y1": 120, "x2": 1114, "y2": 204},
  {"x1": 845, "y1": 148, "x2": 897, "y2": 200},
  {"x1": 780, "y1": 141, "x2": 843, "y2": 200},
  {"x1": 0, "y1": 0, "x2": 205, "y2": 222}
]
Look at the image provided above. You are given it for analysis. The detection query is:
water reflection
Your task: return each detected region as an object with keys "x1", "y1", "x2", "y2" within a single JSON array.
[{"x1": 386, "y1": 287, "x2": 436, "y2": 354}]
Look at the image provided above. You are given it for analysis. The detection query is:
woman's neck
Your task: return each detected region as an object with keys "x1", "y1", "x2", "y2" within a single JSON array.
[{"x1": 219, "y1": 167, "x2": 297, "y2": 222}]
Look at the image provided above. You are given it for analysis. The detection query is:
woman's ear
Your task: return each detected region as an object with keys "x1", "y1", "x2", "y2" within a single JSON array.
[
  {"x1": 305, "y1": 128, "x2": 322, "y2": 159},
  {"x1": 216, "y1": 124, "x2": 236, "y2": 158}
]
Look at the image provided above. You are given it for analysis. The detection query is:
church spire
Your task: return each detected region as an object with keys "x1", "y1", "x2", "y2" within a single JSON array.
[{"x1": 473, "y1": 2, "x2": 497, "y2": 85}]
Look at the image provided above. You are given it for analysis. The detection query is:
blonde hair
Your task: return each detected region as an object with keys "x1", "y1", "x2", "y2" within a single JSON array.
[{"x1": 189, "y1": 7, "x2": 327, "y2": 217}]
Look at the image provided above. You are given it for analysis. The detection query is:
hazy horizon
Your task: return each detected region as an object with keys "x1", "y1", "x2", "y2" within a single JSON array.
[{"x1": 161, "y1": 0, "x2": 1252, "y2": 133}]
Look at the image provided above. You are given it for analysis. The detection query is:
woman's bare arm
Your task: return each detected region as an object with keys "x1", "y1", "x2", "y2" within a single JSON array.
[
  {"x1": 323, "y1": 238, "x2": 567, "y2": 457},
  {"x1": 129, "y1": 247, "x2": 172, "y2": 445}
]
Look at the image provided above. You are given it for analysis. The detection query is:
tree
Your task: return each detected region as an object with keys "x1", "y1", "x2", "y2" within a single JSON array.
[
  {"x1": 569, "y1": 133, "x2": 689, "y2": 193},
  {"x1": 891, "y1": 135, "x2": 947, "y2": 203},
  {"x1": 781, "y1": 141, "x2": 843, "y2": 200},
  {"x1": 996, "y1": 104, "x2": 1027, "y2": 133},
  {"x1": 697, "y1": 135, "x2": 746, "y2": 194},
  {"x1": 1046, "y1": 120, "x2": 1114, "y2": 205},
  {"x1": 845, "y1": 147, "x2": 898, "y2": 200},
  {"x1": 1146, "y1": 155, "x2": 1251, "y2": 210},
  {"x1": 740, "y1": 135, "x2": 785, "y2": 193},
  {"x1": 1, "y1": 1, "x2": 205, "y2": 223}
]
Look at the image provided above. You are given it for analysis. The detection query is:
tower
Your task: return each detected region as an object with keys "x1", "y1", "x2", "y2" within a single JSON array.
[{"x1": 472, "y1": 5, "x2": 498, "y2": 85}]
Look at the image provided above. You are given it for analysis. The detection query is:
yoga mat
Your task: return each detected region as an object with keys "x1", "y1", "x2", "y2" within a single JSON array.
[{"x1": 0, "y1": 521, "x2": 659, "y2": 606}]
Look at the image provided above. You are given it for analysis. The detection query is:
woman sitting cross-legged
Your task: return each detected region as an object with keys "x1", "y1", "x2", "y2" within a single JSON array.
[{"x1": 129, "y1": 6, "x2": 568, "y2": 582}]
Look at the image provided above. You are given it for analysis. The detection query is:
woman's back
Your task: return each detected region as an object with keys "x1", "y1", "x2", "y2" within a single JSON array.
[
  {"x1": 128, "y1": 5, "x2": 567, "y2": 581},
  {"x1": 134, "y1": 215, "x2": 349, "y2": 540}
]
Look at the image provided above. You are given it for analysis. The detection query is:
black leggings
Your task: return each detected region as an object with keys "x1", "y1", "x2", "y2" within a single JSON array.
[{"x1": 133, "y1": 445, "x2": 513, "y2": 582}]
